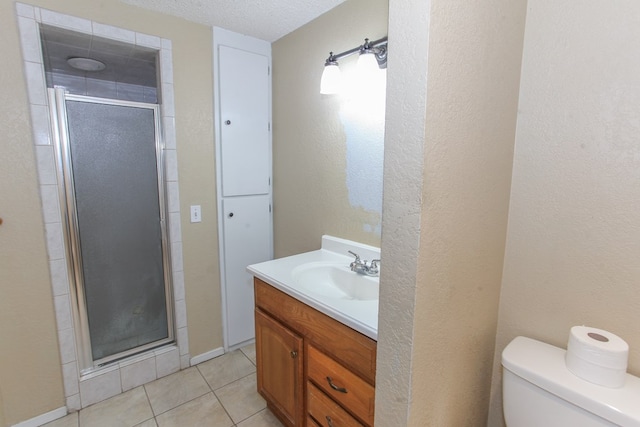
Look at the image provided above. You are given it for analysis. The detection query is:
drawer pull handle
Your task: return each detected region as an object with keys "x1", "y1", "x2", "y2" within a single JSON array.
[
  {"x1": 290, "y1": 350, "x2": 298, "y2": 358},
  {"x1": 326, "y1": 415, "x2": 334, "y2": 427},
  {"x1": 326, "y1": 376, "x2": 348, "y2": 393}
]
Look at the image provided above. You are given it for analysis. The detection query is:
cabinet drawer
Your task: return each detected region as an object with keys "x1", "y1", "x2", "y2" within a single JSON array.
[
  {"x1": 308, "y1": 415, "x2": 322, "y2": 426},
  {"x1": 307, "y1": 345, "x2": 374, "y2": 425},
  {"x1": 254, "y1": 278, "x2": 377, "y2": 384},
  {"x1": 308, "y1": 382, "x2": 363, "y2": 427}
]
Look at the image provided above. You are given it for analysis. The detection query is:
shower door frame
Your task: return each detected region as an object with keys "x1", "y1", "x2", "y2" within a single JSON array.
[{"x1": 49, "y1": 88, "x2": 175, "y2": 374}]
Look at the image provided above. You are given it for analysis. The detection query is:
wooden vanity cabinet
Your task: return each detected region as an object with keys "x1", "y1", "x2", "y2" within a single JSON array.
[{"x1": 254, "y1": 277, "x2": 377, "y2": 427}]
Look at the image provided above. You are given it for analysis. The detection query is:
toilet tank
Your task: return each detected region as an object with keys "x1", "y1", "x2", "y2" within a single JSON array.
[{"x1": 502, "y1": 336, "x2": 640, "y2": 427}]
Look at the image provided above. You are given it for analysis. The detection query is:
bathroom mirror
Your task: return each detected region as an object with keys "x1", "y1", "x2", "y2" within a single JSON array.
[{"x1": 272, "y1": 0, "x2": 388, "y2": 255}]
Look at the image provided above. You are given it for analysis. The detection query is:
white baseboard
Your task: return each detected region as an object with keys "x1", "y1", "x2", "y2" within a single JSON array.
[
  {"x1": 190, "y1": 347, "x2": 224, "y2": 366},
  {"x1": 12, "y1": 406, "x2": 67, "y2": 427},
  {"x1": 227, "y1": 338, "x2": 255, "y2": 352}
]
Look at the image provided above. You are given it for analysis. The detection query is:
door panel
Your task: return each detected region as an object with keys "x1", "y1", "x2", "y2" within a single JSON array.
[
  {"x1": 61, "y1": 96, "x2": 171, "y2": 364},
  {"x1": 222, "y1": 195, "x2": 272, "y2": 346},
  {"x1": 219, "y1": 45, "x2": 270, "y2": 197}
]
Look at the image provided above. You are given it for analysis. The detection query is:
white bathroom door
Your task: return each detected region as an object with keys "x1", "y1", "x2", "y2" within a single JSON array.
[
  {"x1": 218, "y1": 45, "x2": 270, "y2": 197},
  {"x1": 222, "y1": 195, "x2": 272, "y2": 347}
]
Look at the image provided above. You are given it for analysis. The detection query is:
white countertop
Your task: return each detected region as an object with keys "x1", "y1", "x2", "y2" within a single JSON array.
[{"x1": 247, "y1": 235, "x2": 379, "y2": 340}]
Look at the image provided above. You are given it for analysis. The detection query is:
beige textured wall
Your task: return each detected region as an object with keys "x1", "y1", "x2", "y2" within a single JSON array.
[
  {"x1": 374, "y1": 0, "x2": 429, "y2": 423},
  {"x1": 0, "y1": 2, "x2": 65, "y2": 423},
  {"x1": 488, "y1": 1, "x2": 640, "y2": 425},
  {"x1": 1, "y1": 0, "x2": 221, "y2": 423},
  {"x1": 272, "y1": 0, "x2": 388, "y2": 257},
  {"x1": 376, "y1": 0, "x2": 526, "y2": 424},
  {"x1": 412, "y1": 0, "x2": 526, "y2": 423}
]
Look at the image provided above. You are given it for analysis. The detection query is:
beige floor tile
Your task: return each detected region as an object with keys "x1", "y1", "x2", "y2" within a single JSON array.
[
  {"x1": 215, "y1": 373, "x2": 266, "y2": 424},
  {"x1": 155, "y1": 392, "x2": 233, "y2": 427},
  {"x1": 134, "y1": 419, "x2": 157, "y2": 427},
  {"x1": 79, "y1": 386, "x2": 153, "y2": 427},
  {"x1": 43, "y1": 412, "x2": 78, "y2": 427},
  {"x1": 197, "y1": 350, "x2": 255, "y2": 390},
  {"x1": 236, "y1": 408, "x2": 283, "y2": 427},
  {"x1": 144, "y1": 367, "x2": 210, "y2": 416},
  {"x1": 240, "y1": 343, "x2": 256, "y2": 365}
]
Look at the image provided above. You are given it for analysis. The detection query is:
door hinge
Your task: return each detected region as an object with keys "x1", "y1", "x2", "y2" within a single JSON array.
[
  {"x1": 268, "y1": 122, "x2": 271, "y2": 131},
  {"x1": 268, "y1": 66, "x2": 270, "y2": 75},
  {"x1": 269, "y1": 204, "x2": 272, "y2": 213},
  {"x1": 268, "y1": 177, "x2": 271, "y2": 186}
]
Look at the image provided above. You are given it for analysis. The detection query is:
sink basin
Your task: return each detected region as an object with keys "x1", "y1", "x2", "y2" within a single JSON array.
[{"x1": 291, "y1": 262, "x2": 379, "y2": 301}]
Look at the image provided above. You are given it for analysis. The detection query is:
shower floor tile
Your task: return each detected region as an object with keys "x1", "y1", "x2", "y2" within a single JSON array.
[{"x1": 43, "y1": 343, "x2": 282, "y2": 427}]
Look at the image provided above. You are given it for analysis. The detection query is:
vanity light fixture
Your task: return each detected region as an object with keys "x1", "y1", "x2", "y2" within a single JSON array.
[{"x1": 320, "y1": 36, "x2": 388, "y2": 95}]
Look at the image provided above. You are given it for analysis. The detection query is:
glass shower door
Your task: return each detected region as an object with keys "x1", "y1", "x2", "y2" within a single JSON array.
[{"x1": 52, "y1": 89, "x2": 173, "y2": 369}]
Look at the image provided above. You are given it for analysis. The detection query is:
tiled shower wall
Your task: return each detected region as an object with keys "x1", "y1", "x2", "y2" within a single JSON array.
[
  {"x1": 46, "y1": 71, "x2": 158, "y2": 103},
  {"x1": 15, "y1": 2, "x2": 190, "y2": 412}
]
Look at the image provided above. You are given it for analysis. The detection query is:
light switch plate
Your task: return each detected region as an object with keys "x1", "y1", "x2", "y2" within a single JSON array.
[{"x1": 190, "y1": 205, "x2": 202, "y2": 223}]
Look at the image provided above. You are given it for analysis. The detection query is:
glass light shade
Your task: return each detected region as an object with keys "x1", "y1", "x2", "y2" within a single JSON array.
[
  {"x1": 320, "y1": 63, "x2": 342, "y2": 94},
  {"x1": 355, "y1": 51, "x2": 381, "y2": 94},
  {"x1": 357, "y1": 51, "x2": 379, "y2": 75}
]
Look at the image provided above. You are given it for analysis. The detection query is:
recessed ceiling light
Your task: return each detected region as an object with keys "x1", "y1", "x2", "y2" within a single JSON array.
[{"x1": 67, "y1": 57, "x2": 106, "y2": 72}]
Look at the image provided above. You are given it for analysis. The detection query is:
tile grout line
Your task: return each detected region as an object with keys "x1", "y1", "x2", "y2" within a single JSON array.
[
  {"x1": 195, "y1": 361, "x2": 238, "y2": 426},
  {"x1": 149, "y1": 364, "x2": 240, "y2": 424},
  {"x1": 140, "y1": 384, "x2": 156, "y2": 427},
  {"x1": 150, "y1": 390, "x2": 211, "y2": 419},
  {"x1": 202, "y1": 348, "x2": 263, "y2": 426}
]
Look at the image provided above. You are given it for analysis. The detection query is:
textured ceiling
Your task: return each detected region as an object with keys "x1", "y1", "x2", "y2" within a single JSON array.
[{"x1": 119, "y1": 0, "x2": 346, "y2": 42}]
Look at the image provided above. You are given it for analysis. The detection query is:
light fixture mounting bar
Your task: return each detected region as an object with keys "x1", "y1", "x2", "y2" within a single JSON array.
[
  {"x1": 328, "y1": 36, "x2": 388, "y2": 62},
  {"x1": 320, "y1": 36, "x2": 388, "y2": 94}
]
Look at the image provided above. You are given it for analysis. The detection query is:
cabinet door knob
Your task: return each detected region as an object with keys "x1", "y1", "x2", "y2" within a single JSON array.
[
  {"x1": 326, "y1": 376, "x2": 348, "y2": 393},
  {"x1": 290, "y1": 350, "x2": 298, "y2": 358},
  {"x1": 325, "y1": 415, "x2": 334, "y2": 427},
  {"x1": 225, "y1": 119, "x2": 231, "y2": 125}
]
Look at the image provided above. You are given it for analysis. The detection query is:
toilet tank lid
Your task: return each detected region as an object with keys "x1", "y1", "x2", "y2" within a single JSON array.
[{"x1": 502, "y1": 336, "x2": 640, "y2": 427}]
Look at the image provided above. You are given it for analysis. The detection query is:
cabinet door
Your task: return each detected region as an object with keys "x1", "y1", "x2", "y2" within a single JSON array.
[
  {"x1": 255, "y1": 308, "x2": 303, "y2": 427},
  {"x1": 219, "y1": 45, "x2": 270, "y2": 197},
  {"x1": 222, "y1": 196, "x2": 272, "y2": 347}
]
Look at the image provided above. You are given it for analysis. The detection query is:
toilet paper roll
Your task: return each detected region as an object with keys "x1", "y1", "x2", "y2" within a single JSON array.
[{"x1": 565, "y1": 326, "x2": 629, "y2": 388}]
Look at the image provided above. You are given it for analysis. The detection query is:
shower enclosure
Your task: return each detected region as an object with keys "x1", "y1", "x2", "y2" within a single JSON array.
[{"x1": 50, "y1": 88, "x2": 174, "y2": 372}]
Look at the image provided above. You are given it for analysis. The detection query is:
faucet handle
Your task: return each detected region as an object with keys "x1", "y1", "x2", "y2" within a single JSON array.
[
  {"x1": 348, "y1": 251, "x2": 361, "y2": 263},
  {"x1": 368, "y1": 259, "x2": 380, "y2": 275}
]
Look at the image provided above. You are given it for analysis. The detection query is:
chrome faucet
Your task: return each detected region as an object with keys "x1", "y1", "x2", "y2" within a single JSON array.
[{"x1": 348, "y1": 251, "x2": 380, "y2": 277}]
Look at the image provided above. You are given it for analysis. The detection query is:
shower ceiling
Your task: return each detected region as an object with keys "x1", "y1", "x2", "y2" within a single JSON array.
[{"x1": 40, "y1": 24, "x2": 158, "y2": 88}]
